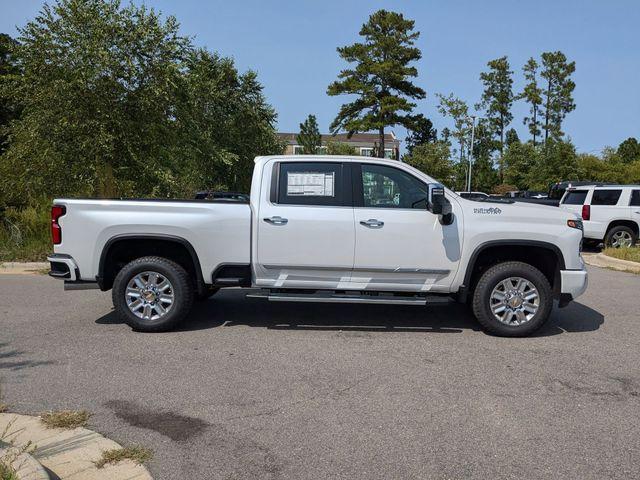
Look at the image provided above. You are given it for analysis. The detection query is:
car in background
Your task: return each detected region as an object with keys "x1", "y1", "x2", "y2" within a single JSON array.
[
  {"x1": 456, "y1": 191, "x2": 489, "y2": 201},
  {"x1": 194, "y1": 191, "x2": 250, "y2": 203},
  {"x1": 560, "y1": 185, "x2": 640, "y2": 247}
]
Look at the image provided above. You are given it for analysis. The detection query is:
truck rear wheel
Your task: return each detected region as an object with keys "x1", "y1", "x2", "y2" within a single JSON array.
[
  {"x1": 112, "y1": 256, "x2": 194, "y2": 332},
  {"x1": 472, "y1": 261, "x2": 552, "y2": 337}
]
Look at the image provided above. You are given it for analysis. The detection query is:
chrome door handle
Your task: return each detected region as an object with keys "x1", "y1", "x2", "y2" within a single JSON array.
[
  {"x1": 264, "y1": 216, "x2": 288, "y2": 225},
  {"x1": 360, "y1": 219, "x2": 384, "y2": 228}
]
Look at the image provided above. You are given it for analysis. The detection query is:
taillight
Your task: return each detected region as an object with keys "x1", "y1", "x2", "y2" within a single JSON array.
[
  {"x1": 51, "y1": 205, "x2": 66, "y2": 245},
  {"x1": 581, "y1": 204, "x2": 590, "y2": 221}
]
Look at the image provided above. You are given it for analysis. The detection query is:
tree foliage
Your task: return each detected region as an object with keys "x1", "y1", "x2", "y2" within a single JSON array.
[
  {"x1": 617, "y1": 137, "x2": 640, "y2": 164},
  {"x1": 325, "y1": 141, "x2": 357, "y2": 155},
  {"x1": 518, "y1": 58, "x2": 543, "y2": 145},
  {"x1": 404, "y1": 114, "x2": 437, "y2": 154},
  {"x1": 540, "y1": 51, "x2": 576, "y2": 142},
  {"x1": 403, "y1": 141, "x2": 454, "y2": 186},
  {"x1": 296, "y1": 114, "x2": 321, "y2": 154},
  {"x1": 327, "y1": 9, "x2": 425, "y2": 157},
  {"x1": 0, "y1": 0, "x2": 281, "y2": 205}
]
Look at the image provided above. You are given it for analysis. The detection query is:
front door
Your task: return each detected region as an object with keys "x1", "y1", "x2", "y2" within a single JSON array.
[
  {"x1": 255, "y1": 160, "x2": 355, "y2": 289},
  {"x1": 351, "y1": 163, "x2": 462, "y2": 293}
]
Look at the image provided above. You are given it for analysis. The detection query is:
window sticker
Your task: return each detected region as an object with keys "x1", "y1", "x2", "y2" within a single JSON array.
[{"x1": 287, "y1": 172, "x2": 335, "y2": 197}]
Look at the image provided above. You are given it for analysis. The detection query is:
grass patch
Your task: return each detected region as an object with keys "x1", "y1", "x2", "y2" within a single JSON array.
[
  {"x1": 603, "y1": 247, "x2": 640, "y2": 263},
  {"x1": 41, "y1": 410, "x2": 91, "y2": 429},
  {"x1": 0, "y1": 202, "x2": 51, "y2": 262},
  {"x1": 0, "y1": 462, "x2": 19, "y2": 480},
  {"x1": 94, "y1": 446, "x2": 153, "y2": 469}
]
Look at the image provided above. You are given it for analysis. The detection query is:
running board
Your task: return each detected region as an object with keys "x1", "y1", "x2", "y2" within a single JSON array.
[{"x1": 246, "y1": 292, "x2": 449, "y2": 305}]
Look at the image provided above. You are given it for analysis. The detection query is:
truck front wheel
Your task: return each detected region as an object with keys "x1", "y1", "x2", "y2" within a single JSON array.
[
  {"x1": 472, "y1": 261, "x2": 553, "y2": 337},
  {"x1": 112, "y1": 256, "x2": 194, "y2": 332}
]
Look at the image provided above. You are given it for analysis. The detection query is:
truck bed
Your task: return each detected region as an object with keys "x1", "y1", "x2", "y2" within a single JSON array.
[{"x1": 52, "y1": 198, "x2": 251, "y2": 283}]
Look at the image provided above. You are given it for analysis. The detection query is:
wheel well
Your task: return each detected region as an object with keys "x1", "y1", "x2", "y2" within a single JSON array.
[
  {"x1": 465, "y1": 243, "x2": 563, "y2": 300},
  {"x1": 99, "y1": 236, "x2": 203, "y2": 291},
  {"x1": 606, "y1": 220, "x2": 639, "y2": 237}
]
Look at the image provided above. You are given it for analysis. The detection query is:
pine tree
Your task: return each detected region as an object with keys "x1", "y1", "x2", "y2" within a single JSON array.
[
  {"x1": 540, "y1": 51, "x2": 576, "y2": 142},
  {"x1": 296, "y1": 114, "x2": 321, "y2": 154},
  {"x1": 519, "y1": 58, "x2": 543, "y2": 146},
  {"x1": 327, "y1": 10, "x2": 425, "y2": 157}
]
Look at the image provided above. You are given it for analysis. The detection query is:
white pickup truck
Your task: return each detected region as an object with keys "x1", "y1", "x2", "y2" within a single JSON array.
[{"x1": 48, "y1": 155, "x2": 588, "y2": 336}]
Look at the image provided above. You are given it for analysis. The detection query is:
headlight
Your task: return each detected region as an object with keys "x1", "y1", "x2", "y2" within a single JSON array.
[{"x1": 567, "y1": 219, "x2": 583, "y2": 230}]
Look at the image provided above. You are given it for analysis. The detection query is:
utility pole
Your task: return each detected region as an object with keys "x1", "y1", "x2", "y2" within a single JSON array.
[{"x1": 467, "y1": 115, "x2": 476, "y2": 192}]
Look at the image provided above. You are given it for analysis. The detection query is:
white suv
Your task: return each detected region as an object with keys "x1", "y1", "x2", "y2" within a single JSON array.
[{"x1": 560, "y1": 185, "x2": 640, "y2": 247}]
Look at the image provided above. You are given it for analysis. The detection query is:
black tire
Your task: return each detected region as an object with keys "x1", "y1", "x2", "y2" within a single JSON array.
[
  {"x1": 196, "y1": 287, "x2": 220, "y2": 301},
  {"x1": 112, "y1": 256, "x2": 194, "y2": 332},
  {"x1": 604, "y1": 225, "x2": 637, "y2": 248},
  {"x1": 472, "y1": 261, "x2": 553, "y2": 337}
]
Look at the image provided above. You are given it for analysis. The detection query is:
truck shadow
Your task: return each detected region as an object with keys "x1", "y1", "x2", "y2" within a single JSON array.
[{"x1": 96, "y1": 289, "x2": 604, "y2": 336}]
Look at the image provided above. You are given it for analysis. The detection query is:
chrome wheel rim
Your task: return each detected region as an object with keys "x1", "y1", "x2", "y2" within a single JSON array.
[
  {"x1": 611, "y1": 231, "x2": 633, "y2": 248},
  {"x1": 490, "y1": 277, "x2": 539, "y2": 326},
  {"x1": 126, "y1": 271, "x2": 174, "y2": 321}
]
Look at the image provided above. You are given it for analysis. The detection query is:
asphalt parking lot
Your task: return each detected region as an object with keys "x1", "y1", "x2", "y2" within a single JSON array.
[{"x1": 1, "y1": 265, "x2": 639, "y2": 480}]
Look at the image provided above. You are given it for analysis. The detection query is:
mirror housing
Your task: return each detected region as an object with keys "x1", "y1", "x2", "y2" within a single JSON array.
[
  {"x1": 428, "y1": 183, "x2": 454, "y2": 225},
  {"x1": 428, "y1": 183, "x2": 451, "y2": 215}
]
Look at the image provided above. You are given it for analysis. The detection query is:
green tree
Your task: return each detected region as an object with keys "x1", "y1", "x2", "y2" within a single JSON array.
[
  {"x1": 477, "y1": 56, "x2": 514, "y2": 180},
  {"x1": 617, "y1": 137, "x2": 640, "y2": 164},
  {"x1": 540, "y1": 51, "x2": 576, "y2": 142},
  {"x1": 470, "y1": 119, "x2": 499, "y2": 192},
  {"x1": 403, "y1": 141, "x2": 454, "y2": 187},
  {"x1": 0, "y1": 33, "x2": 21, "y2": 155},
  {"x1": 327, "y1": 9, "x2": 425, "y2": 157},
  {"x1": 503, "y1": 142, "x2": 539, "y2": 189},
  {"x1": 326, "y1": 141, "x2": 357, "y2": 155},
  {"x1": 436, "y1": 93, "x2": 471, "y2": 163},
  {"x1": 0, "y1": 0, "x2": 281, "y2": 203},
  {"x1": 404, "y1": 114, "x2": 437, "y2": 154},
  {"x1": 296, "y1": 114, "x2": 321, "y2": 154},
  {"x1": 505, "y1": 128, "x2": 520, "y2": 147},
  {"x1": 518, "y1": 58, "x2": 543, "y2": 146},
  {"x1": 526, "y1": 139, "x2": 579, "y2": 190}
]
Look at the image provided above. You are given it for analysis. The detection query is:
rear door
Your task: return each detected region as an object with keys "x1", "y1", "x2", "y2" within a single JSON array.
[
  {"x1": 255, "y1": 160, "x2": 355, "y2": 289},
  {"x1": 590, "y1": 188, "x2": 627, "y2": 239},
  {"x1": 350, "y1": 162, "x2": 461, "y2": 293}
]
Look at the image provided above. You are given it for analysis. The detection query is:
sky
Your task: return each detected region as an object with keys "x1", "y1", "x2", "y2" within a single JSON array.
[{"x1": 1, "y1": 0, "x2": 639, "y2": 154}]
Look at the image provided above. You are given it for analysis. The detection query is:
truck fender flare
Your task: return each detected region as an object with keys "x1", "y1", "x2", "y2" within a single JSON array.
[
  {"x1": 458, "y1": 240, "x2": 566, "y2": 302},
  {"x1": 98, "y1": 234, "x2": 205, "y2": 290}
]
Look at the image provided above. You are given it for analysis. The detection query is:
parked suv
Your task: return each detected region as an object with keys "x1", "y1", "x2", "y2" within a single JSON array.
[{"x1": 560, "y1": 185, "x2": 640, "y2": 247}]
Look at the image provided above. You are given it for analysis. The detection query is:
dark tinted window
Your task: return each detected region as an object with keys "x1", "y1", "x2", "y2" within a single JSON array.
[
  {"x1": 631, "y1": 190, "x2": 640, "y2": 206},
  {"x1": 562, "y1": 190, "x2": 588, "y2": 205},
  {"x1": 592, "y1": 189, "x2": 622, "y2": 206},
  {"x1": 277, "y1": 162, "x2": 346, "y2": 206},
  {"x1": 359, "y1": 164, "x2": 428, "y2": 209}
]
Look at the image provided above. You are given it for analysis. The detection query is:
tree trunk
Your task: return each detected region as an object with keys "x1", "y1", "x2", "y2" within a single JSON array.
[
  {"x1": 378, "y1": 126, "x2": 385, "y2": 158},
  {"x1": 532, "y1": 104, "x2": 537, "y2": 147},
  {"x1": 544, "y1": 78, "x2": 551, "y2": 144}
]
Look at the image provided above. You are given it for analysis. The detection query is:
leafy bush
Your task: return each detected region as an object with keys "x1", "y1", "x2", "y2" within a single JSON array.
[{"x1": 0, "y1": 201, "x2": 50, "y2": 262}]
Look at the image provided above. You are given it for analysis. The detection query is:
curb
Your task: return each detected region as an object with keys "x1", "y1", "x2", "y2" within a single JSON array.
[
  {"x1": 0, "y1": 413, "x2": 153, "y2": 480},
  {"x1": 0, "y1": 262, "x2": 48, "y2": 275},
  {"x1": 0, "y1": 444, "x2": 49, "y2": 480},
  {"x1": 583, "y1": 252, "x2": 640, "y2": 273}
]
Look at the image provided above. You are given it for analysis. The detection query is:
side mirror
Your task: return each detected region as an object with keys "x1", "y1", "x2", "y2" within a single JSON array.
[
  {"x1": 428, "y1": 183, "x2": 450, "y2": 215},
  {"x1": 428, "y1": 183, "x2": 454, "y2": 225}
]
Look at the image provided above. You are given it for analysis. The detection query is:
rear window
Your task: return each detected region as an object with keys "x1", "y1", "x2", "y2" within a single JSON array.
[
  {"x1": 631, "y1": 190, "x2": 640, "y2": 206},
  {"x1": 592, "y1": 189, "x2": 622, "y2": 206},
  {"x1": 562, "y1": 190, "x2": 588, "y2": 205}
]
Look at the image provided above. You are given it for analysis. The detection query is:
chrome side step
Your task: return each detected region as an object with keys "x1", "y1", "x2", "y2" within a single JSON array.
[{"x1": 246, "y1": 292, "x2": 448, "y2": 306}]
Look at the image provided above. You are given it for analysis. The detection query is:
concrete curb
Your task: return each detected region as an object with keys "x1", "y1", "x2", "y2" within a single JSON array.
[
  {"x1": 0, "y1": 444, "x2": 49, "y2": 480},
  {"x1": 0, "y1": 262, "x2": 48, "y2": 275},
  {"x1": 0, "y1": 413, "x2": 153, "y2": 480},
  {"x1": 583, "y1": 252, "x2": 640, "y2": 273}
]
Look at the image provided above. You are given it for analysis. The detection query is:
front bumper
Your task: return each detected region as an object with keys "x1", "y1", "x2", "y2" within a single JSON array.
[{"x1": 559, "y1": 268, "x2": 588, "y2": 304}]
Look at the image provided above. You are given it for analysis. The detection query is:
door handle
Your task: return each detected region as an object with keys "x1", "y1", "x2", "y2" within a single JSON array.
[
  {"x1": 360, "y1": 219, "x2": 384, "y2": 228},
  {"x1": 264, "y1": 216, "x2": 288, "y2": 225}
]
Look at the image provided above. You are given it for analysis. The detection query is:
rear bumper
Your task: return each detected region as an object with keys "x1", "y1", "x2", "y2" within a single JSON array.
[
  {"x1": 559, "y1": 268, "x2": 588, "y2": 304},
  {"x1": 47, "y1": 254, "x2": 99, "y2": 290}
]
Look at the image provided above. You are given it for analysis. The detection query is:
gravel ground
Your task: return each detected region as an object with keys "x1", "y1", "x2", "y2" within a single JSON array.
[{"x1": 1, "y1": 265, "x2": 639, "y2": 479}]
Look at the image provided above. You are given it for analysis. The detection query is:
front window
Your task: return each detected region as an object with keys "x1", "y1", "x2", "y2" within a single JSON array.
[{"x1": 360, "y1": 164, "x2": 428, "y2": 209}]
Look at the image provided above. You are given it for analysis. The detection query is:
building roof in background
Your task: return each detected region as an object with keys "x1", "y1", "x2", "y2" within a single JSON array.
[{"x1": 278, "y1": 132, "x2": 399, "y2": 147}]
